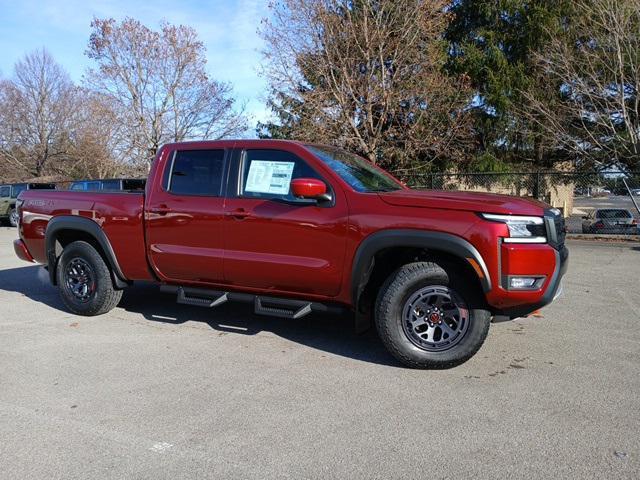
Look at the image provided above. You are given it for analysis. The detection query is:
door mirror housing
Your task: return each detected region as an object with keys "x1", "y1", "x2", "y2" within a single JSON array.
[{"x1": 290, "y1": 178, "x2": 332, "y2": 202}]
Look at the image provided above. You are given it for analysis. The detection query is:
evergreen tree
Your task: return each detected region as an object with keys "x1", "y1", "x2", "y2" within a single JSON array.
[{"x1": 446, "y1": 0, "x2": 573, "y2": 169}]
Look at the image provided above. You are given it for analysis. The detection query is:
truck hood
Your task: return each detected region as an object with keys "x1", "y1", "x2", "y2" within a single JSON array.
[{"x1": 378, "y1": 189, "x2": 548, "y2": 216}]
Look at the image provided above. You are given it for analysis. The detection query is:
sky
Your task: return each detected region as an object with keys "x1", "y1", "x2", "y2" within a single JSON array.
[{"x1": 0, "y1": 0, "x2": 271, "y2": 132}]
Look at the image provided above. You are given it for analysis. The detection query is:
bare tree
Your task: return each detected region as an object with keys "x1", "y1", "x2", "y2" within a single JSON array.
[
  {"x1": 86, "y1": 18, "x2": 248, "y2": 168},
  {"x1": 0, "y1": 49, "x2": 79, "y2": 177},
  {"x1": 260, "y1": 0, "x2": 472, "y2": 171},
  {"x1": 65, "y1": 91, "x2": 136, "y2": 179},
  {"x1": 519, "y1": 0, "x2": 640, "y2": 169}
]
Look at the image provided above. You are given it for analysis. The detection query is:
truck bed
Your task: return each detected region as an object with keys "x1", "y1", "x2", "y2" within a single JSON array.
[{"x1": 19, "y1": 190, "x2": 153, "y2": 281}]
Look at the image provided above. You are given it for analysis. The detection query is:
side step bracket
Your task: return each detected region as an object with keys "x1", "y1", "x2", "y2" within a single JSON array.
[
  {"x1": 176, "y1": 287, "x2": 228, "y2": 308},
  {"x1": 254, "y1": 296, "x2": 313, "y2": 319}
]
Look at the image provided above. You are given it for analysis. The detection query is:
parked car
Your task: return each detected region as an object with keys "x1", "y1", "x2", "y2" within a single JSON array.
[
  {"x1": 69, "y1": 178, "x2": 146, "y2": 192},
  {"x1": 13, "y1": 140, "x2": 568, "y2": 369},
  {"x1": 0, "y1": 183, "x2": 56, "y2": 227},
  {"x1": 582, "y1": 209, "x2": 638, "y2": 234}
]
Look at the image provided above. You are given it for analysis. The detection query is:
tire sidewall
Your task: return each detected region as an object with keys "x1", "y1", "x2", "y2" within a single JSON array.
[
  {"x1": 376, "y1": 263, "x2": 490, "y2": 368},
  {"x1": 56, "y1": 241, "x2": 117, "y2": 316}
]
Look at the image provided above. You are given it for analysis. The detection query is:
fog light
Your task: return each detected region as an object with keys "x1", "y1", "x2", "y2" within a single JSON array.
[
  {"x1": 509, "y1": 277, "x2": 543, "y2": 290},
  {"x1": 510, "y1": 277, "x2": 536, "y2": 289}
]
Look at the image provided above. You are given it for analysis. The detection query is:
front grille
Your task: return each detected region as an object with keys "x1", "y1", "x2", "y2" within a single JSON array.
[
  {"x1": 545, "y1": 209, "x2": 566, "y2": 250},
  {"x1": 554, "y1": 215, "x2": 566, "y2": 248}
]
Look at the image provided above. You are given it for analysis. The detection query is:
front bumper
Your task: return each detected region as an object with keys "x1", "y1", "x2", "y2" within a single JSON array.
[
  {"x1": 14, "y1": 239, "x2": 35, "y2": 263},
  {"x1": 497, "y1": 244, "x2": 569, "y2": 318}
]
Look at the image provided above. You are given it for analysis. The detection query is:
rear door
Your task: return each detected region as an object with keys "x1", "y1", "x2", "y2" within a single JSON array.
[
  {"x1": 222, "y1": 147, "x2": 348, "y2": 297},
  {"x1": 145, "y1": 147, "x2": 229, "y2": 284}
]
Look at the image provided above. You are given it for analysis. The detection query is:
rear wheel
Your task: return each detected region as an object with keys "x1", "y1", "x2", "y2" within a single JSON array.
[
  {"x1": 56, "y1": 241, "x2": 123, "y2": 316},
  {"x1": 9, "y1": 208, "x2": 18, "y2": 227},
  {"x1": 375, "y1": 262, "x2": 490, "y2": 369}
]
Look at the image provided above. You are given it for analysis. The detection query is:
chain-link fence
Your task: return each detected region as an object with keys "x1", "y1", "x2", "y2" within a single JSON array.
[{"x1": 398, "y1": 171, "x2": 640, "y2": 236}]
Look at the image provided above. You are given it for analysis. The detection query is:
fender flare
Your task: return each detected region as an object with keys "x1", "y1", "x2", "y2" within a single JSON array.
[
  {"x1": 351, "y1": 229, "x2": 492, "y2": 306},
  {"x1": 45, "y1": 216, "x2": 128, "y2": 288}
]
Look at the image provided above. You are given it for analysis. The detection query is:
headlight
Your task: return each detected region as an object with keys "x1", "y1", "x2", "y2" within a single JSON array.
[{"x1": 482, "y1": 213, "x2": 546, "y2": 243}]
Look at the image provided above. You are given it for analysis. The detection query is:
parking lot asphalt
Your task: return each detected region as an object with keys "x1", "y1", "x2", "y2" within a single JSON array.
[{"x1": 0, "y1": 226, "x2": 639, "y2": 479}]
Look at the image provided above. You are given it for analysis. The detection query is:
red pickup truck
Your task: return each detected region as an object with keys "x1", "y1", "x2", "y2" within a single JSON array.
[{"x1": 14, "y1": 140, "x2": 568, "y2": 368}]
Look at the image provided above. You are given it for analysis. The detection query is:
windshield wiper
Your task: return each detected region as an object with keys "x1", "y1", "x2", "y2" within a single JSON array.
[{"x1": 367, "y1": 187, "x2": 400, "y2": 193}]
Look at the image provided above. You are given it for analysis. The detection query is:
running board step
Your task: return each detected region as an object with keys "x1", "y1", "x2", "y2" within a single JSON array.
[
  {"x1": 176, "y1": 287, "x2": 228, "y2": 308},
  {"x1": 159, "y1": 285, "x2": 345, "y2": 319},
  {"x1": 254, "y1": 296, "x2": 313, "y2": 319}
]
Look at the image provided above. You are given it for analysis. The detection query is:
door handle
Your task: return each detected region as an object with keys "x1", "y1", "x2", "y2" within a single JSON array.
[
  {"x1": 226, "y1": 208, "x2": 252, "y2": 219},
  {"x1": 149, "y1": 205, "x2": 172, "y2": 215}
]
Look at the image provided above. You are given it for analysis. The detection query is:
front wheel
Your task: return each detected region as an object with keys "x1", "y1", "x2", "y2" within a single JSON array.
[
  {"x1": 375, "y1": 262, "x2": 491, "y2": 369},
  {"x1": 9, "y1": 208, "x2": 18, "y2": 227},
  {"x1": 56, "y1": 241, "x2": 123, "y2": 316}
]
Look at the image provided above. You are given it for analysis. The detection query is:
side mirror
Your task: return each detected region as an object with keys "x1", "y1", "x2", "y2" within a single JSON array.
[{"x1": 290, "y1": 178, "x2": 332, "y2": 202}]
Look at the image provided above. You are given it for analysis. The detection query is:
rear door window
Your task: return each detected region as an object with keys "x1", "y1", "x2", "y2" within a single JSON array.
[
  {"x1": 599, "y1": 209, "x2": 632, "y2": 219},
  {"x1": 168, "y1": 149, "x2": 226, "y2": 196},
  {"x1": 0, "y1": 186, "x2": 10, "y2": 197}
]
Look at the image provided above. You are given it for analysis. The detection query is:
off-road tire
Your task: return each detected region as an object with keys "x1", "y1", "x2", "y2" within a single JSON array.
[
  {"x1": 56, "y1": 241, "x2": 123, "y2": 316},
  {"x1": 375, "y1": 261, "x2": 491, "y2": 369}
]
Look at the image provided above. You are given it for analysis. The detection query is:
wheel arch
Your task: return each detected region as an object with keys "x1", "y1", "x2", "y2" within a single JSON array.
[
  {"x1": 45, "y1": 216, "x2": 129, "y2": 289},
  {"x1": 351, "y1": 230, "x2": 491, "y2": 311}
]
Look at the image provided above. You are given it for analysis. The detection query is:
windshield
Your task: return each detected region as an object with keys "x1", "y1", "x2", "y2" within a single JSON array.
[
  {"x1": 306, "y1": 145, "x2": 403, "y2": 193},
  {"x1": 598, "y1": 209, "x2": 632, "y2": 219}
]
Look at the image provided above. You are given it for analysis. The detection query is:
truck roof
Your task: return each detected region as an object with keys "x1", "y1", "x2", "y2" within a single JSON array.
[{"x1": 160, "y1": 139, "x2": 309, "y2": 150}]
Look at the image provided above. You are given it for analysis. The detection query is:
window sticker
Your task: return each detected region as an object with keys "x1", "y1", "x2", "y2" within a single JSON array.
[{"x1": 245, "y1": 160, "x2": 295, "y2": 195}]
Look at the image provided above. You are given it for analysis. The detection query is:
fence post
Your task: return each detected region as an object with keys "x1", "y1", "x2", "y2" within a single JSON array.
[{"x1": 533, "y1": 172, "x2": 541, "y2": 199}]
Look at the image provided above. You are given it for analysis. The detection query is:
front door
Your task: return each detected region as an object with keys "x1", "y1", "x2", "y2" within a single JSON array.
[
  {"x1": 146, "y1": 148, "x2": 228, "y2": 284},
  {"x1": 223, "y1": 148, "x2": 348, "y2": 297}
]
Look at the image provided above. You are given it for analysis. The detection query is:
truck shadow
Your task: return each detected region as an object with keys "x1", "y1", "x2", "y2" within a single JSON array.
[{"x1": 0, "y1": 265, "x2": 399, "y2": 367}]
